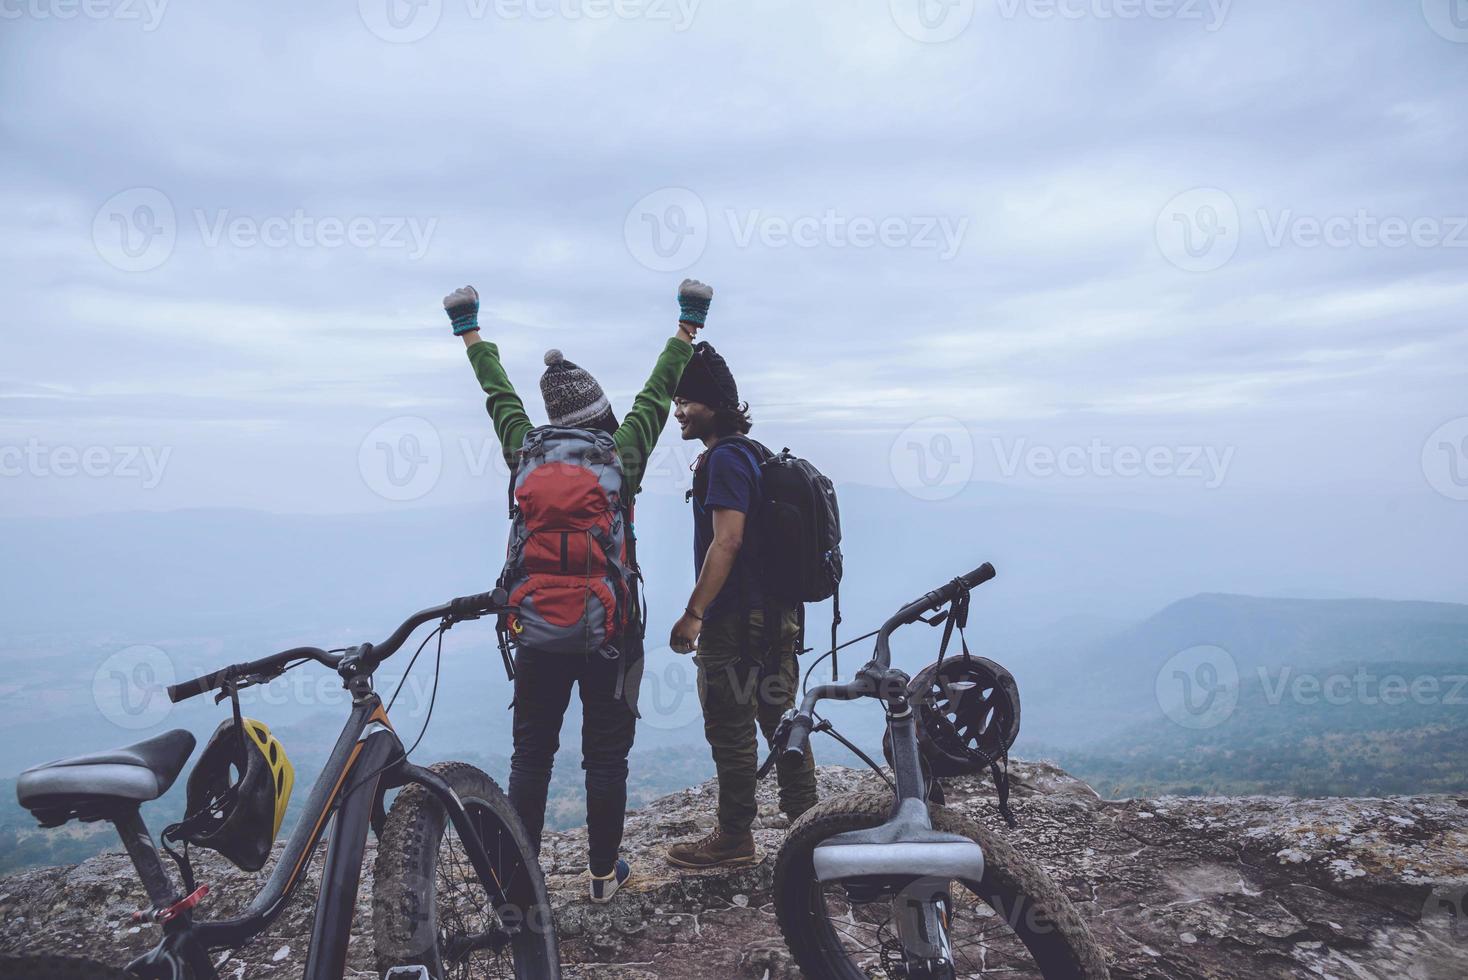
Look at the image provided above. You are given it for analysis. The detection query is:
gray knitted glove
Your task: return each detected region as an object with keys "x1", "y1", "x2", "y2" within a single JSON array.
[
  {"x1": 443, "y1": 285, "x2": 480, "y2": 335},
  {"x1": 677, "y1": 279, "x2": 713, "y2": 326}
]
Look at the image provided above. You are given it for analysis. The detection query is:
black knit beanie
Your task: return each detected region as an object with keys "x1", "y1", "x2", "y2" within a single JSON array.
[{"x1": 675, "y1": 342, "x2": 739, "y2": 410}]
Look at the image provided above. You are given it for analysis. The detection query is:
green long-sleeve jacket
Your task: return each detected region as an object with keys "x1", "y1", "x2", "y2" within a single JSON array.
[{"x1": 466, "y1": 337, "x2": 693, "y2": 498}]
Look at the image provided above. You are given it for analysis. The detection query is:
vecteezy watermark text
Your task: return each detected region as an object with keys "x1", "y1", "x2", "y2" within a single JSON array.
[
  {"x1": 889, "y1": 0, "x2": 1230, "y2": 43},
  {"x1": 0, "y1": 0, "x2": 168, "y2": 30},
  {"x1": 358, "y1": 415, "x2": 722, "y2": 502},
  {"x1": 623, "y1": 187, "x2": 970, "y2": 271},
  {"x1": 1422, "y1": 0, "x2": 1468, "y2": 43},
  {"x1": 195, "y1": 209, "x2": 436, "y2": 258},
  {"x1": 1157, "y1": 187, "x2": 1468, "y2": 272},
  {"x1": 890, "y1": 417, "x2": 976, "y2": 502},
  {"x1": 1258, "y1": 667, "x2": 1468, "y2": 708},
  {"x1": 994, "y1": 0, "x2": 1231, "y2": 31},
  {"x1": 725, "y1": 209, "x2": 968, "y2": 260},
  {"x1": 93, "y1": 187, "x2": 438, "y2": 272},
  {"x1": 94, "y1": 646, "x2": 177, "y2": 729},
  {"x1": 1256, "y1": 210, "x2": 1468, "y2": 251},
  {"x1": 1156, "y1": 644, "x2": 1468, "y2": 730},
  {"x1": 1, "y1": 439, "x2": 171, "y2": 488},
  {"x1": 992, "y1": 437, "x2": 1236, "y2": 488},
  {"x1": 358, "y1": 0, "x2": 700, "y2": 43},
  {"x1": 1422, "y1": 416, "x2": 1468, "y2": 502}
]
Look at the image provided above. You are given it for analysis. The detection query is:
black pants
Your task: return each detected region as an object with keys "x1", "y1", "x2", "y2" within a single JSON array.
[{"x1": 506, "y1": 647, "x2": 636, "y2": 876}]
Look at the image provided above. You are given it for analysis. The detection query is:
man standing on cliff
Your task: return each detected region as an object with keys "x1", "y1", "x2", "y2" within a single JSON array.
[{"x1": 663, "y1": 344, "x2": 818, "y2": 868}]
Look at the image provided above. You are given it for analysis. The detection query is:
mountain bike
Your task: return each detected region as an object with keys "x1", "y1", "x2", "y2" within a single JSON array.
[
  {"x1": 7, "y1": 590, "x2": 560, "y2": 980},
  {"x1": 767, "y1": 563, "x2": 1110, "y2": 979}
]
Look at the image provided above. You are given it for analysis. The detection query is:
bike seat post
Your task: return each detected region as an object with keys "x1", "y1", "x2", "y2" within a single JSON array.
[{"x1": 114, "y1": 806, "x2": 179, "y2": 909}]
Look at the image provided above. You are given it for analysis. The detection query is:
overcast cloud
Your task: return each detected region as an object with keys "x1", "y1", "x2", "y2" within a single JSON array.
[{"x1": 2, "y1": 0, "x2": 1465, "y2": 516}]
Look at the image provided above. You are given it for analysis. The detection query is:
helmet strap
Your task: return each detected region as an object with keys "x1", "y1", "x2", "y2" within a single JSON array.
[
  {"x1": 990, "y1": 753, "x2": 1017, "y2": 829},
  {"x1": 219, "y1": 680, "x2": 248, "y2": 775},
  {"x1": 935, "y1": 591, "x2": 972, "y2": 669},
  {"x1": 159, "y1": 827, "x2": 197, "y2": 895}
]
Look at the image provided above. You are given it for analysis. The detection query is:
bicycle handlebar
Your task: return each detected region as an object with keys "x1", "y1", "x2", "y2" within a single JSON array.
[
  {"x1": 872, "y1": 562, "x2": 994, "y2": 667},
  {"x1": 781, "y1": 677, "x2": 876, "y2": 762},
  {"x1": 166, "y1": 588, "x2": 510, "y2": 704},
  {"x1": 776, "y1": 562, "x2": 996, "y2": 762},
  {"x1": 167, "y1": 647, "x2": 340, "y2": 704}
]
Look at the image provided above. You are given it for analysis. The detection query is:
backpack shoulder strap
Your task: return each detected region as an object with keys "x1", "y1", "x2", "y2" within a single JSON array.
[
  {"x1": 717, "y1": 434, "x2": 773, "y2": 464},
  {"x1": 692, "y1": 436, "x2": 766, "y2": 506}
]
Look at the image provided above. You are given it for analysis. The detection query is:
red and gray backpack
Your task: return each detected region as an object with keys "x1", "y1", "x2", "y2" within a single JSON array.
[{"x1": 497, "y1": 426, "x2": 643, "y2": 660}]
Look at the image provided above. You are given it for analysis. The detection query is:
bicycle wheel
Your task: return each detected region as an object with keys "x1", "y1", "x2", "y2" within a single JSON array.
[
  {"x1": 774, "y1": 792, "x2": 1109, "y2": 979},
  {"x1": 374, "y1": 761, "x2": 561, "y2": 979},
  {"x1": 0, "y1": 955, "x2": 130, "y2": 979}
]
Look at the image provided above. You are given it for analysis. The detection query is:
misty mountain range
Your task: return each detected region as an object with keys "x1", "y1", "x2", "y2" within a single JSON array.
[{"x1": 2, "y1": 479, "x2": 1465, "y2": 870}]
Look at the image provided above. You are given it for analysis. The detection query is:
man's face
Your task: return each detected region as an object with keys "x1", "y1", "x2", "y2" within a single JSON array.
[{"x1": 673, "y1": 397, "x2": 716, "y2": 441}]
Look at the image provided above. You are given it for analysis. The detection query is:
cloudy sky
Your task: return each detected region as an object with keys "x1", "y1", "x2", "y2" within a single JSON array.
[{"x1": 2, "y1": 0, "x2": 1466, "y2": 517}]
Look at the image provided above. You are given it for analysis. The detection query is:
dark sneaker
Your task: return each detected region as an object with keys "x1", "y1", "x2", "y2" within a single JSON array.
[
  {"x1": 589, "y1": 858, "x2": 631, "y2": 903},
  {"x1": 666, "y1": 828, "x2": 758, "y2": 869}
]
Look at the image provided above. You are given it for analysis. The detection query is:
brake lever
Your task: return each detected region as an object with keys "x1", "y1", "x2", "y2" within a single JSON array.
[
  {"x1": 447, "y1": 603, "x2": 519, "y2": 626},
  {"x1": 758, "y1": 710, "x2": 799, "y2": 779},
  {"x1": 210, "y1": 668, "x2": 283, "y2": 702}
]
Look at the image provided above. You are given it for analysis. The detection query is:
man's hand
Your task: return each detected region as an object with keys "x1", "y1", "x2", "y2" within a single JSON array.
[
  {"x1": 444, "y1": 285, "x2": 480, "y2": 337},
  {"x1": 677, "y1": 279, "x2": 713, "y2": 340},
  {"x1": 669, "y1": 611, "x2": 702, "y2": 655}
]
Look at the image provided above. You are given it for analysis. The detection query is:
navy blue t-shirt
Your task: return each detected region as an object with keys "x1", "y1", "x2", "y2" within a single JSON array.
[{"x1": 692, "y1": 441, "x2": 763, "y2": 621}]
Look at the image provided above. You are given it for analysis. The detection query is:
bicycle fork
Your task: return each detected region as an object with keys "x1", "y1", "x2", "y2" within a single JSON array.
[
  {"x1": 893, "y1": 885, "x2": 956, "y2": 978},
  {"x1": 810, "y1": 694, "x2": 972, "y2": 978},
  {"x1": 304, "y1": 743, "x2": 525, "y2": 979},
  {"x1": 886, "y1": 705, "x2": 955, "y2": 977},
  {"x1": 303, "y1": 728, "x2": 401, "y2": 980}
]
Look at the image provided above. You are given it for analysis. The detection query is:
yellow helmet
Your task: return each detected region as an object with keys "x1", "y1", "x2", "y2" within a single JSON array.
[{"x1": 175, "y1": 718, "x2": 294, "y2": 872}]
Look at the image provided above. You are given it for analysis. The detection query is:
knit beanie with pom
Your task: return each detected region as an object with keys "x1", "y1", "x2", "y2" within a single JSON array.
[{"x1": 539, "y1": 349, "x2": 617, "y2": 432}]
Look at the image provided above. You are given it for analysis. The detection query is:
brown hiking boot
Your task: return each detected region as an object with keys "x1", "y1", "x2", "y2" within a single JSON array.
[{"x1": 666, "y1": 827, "x2": 759, "y2": 869}]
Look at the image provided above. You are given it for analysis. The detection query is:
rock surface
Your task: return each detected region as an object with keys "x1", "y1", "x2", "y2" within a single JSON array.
[{"x1": 3, "y1": 761, "x2": 1466, "y2": 978}]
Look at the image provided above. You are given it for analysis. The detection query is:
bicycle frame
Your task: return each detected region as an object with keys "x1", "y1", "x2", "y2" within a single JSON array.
[
  {"x1": 776, "y1": 564, "x2": 998, "y2": 977},
  {"x1": 118, "y1": 692, "x2": 518, "y2": 980}
]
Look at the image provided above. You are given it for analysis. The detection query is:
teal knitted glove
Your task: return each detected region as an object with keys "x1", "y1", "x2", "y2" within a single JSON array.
[
  {"x1": 443, "y1": 285, "x2": 480, "y2": 335},
  {"x1": 677, "y1": 279, "x2": 713, "y2": 326}
]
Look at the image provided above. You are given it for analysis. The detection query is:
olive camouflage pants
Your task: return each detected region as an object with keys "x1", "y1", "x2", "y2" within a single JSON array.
[{"x1": 694, "y1": 606, "x2": 818, "y2": 835}]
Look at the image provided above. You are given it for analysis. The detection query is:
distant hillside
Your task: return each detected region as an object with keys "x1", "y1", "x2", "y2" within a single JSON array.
[
  {"x1": 1047, "y1": 668, "x2": 1468, "y2": 798},
  {"x1": 1022, "y1": 592, "x2": 1468, "y2": 745},
  {"x1": 1021, "y1": 593, "x2": 1468, "y2": 798}
]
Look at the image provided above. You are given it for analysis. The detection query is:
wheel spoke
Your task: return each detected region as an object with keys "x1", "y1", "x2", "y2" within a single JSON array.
[
  {"x1": 817, "y1": 880, "x2": 1047, "y2": 979},
  {"x1": 433, "y1": 801, "x2": 519, "y2": 979}
]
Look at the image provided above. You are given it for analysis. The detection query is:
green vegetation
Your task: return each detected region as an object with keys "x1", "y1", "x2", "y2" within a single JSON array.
[{"x1": 1041, "y1": 659, "x2": 1468, "y2": 799}]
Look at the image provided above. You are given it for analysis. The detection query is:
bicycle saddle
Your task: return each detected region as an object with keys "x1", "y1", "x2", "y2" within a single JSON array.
[
  {"x1": 17, "y1": 729, "x2": 196, "y2": 824},
  {"x1": 812, "y1": 798, "x2": 986, "y2": 883}
]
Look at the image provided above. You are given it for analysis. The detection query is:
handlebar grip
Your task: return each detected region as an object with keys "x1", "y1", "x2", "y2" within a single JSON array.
[
  {"x1": 450, "y1": 588, "x2": 510, "y2": 619},
  {"x1": 782, "y1": 713, "x2": 814, "y2": 763},
  {"x1": 168, "y1": 671, "x2": 224, "y2": 703},
  {"x1": 962, "y1": 562, "x2": 996, "y2": 590},
  {"x1": 929, "y1": 562, "x2": 997, "y2": 607}
]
